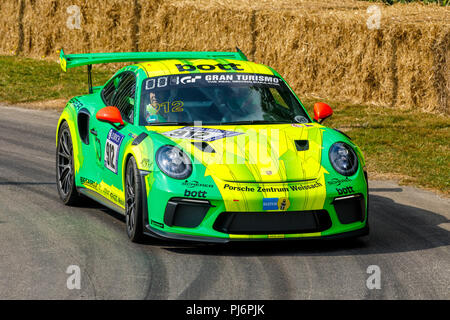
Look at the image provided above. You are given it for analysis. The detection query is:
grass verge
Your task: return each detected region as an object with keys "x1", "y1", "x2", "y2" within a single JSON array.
[
  {"x1": 302, "y1": 99, "x2": 450, "y2": 196},
  {"x1": 1, "y1": 56, "x2": 449, "y2": 195},
  {"x1": 0, "y1": 55, "x2": 112, "y2": 104}
]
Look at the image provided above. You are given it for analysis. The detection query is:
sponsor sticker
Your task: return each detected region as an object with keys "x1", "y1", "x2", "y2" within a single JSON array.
[
  {"x1": 143, "y1": 73, "x2": 281, "y2": 90},
  {"x1": 263, "y1": 197, "x2": 290, "y2": 211},
  {"x1": 223, "y1": 182, "x2": 323, "y2": 193},
  {"x1": 182, "y1": 180, "x2": 214, "y2": 189},
  {"x1": 328, "y1": 177, "x2": 352, "y2": 186},
  {"x1": 162, "y1": 126, "x2": 243, "y2": 142},
  {"x1": 336, "y1": 186, "x2": 355, "y2": 195},
  {"x1": 184, "y1": 189, "x2": 208, "y2": 198},
  {"x1": 263, "y1": 198, "x2": 279, "y2": 210},
  {"x1": 104, "y1": 129, "x2": 125, "y2": 174},
  {"x1": 80, "y1": 177, "x2": 98, "y2": 189},
  {"x1": 278, "y1": 197, "x2": 290, "y2": 210},
  {"x1": 69, "y1": 98, "x2": 83, "y2": 110}
]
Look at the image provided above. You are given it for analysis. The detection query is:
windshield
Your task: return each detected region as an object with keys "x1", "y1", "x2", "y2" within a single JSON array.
[{"x1": 139, "y1": 73, "x2": 310, "y2": 126}]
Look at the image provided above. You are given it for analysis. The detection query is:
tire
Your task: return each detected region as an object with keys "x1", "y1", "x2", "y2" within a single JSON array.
[
  {"x1": 56, "y1": 121, "x2": 81, "y2": 205},
  {"x1": 125, "y1": 156, "x2": 144, "y2": 242}
]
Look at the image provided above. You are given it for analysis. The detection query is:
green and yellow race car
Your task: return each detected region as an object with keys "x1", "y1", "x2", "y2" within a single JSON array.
[{"x1": 56, "y1": 49, "x2": 369, "y2": 243}]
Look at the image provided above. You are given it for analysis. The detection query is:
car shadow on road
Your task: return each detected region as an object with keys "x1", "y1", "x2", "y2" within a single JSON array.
[{"x1": 155, "y1": 193, "x2": 449, "y2": 257}]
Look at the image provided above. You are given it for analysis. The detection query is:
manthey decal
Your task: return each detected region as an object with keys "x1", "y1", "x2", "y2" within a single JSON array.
[
  {"x1": 326, "y1": 176, "x2": 358, "y2": 196},
  {"x1": 327, "y1": 177, "x2": 352, "y2": 186},
  {"x1": 104, "y1": 129, "x2": 125, "y2": 174},
  {"x1": 182, "y1": 179, "x2": 215, "y2": 199},
  {"x1": 182, "y1": 179, "x2": 214, "y2": 189}
]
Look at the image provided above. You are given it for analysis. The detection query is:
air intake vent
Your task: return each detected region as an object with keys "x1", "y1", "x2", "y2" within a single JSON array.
[
  {"x1": 192, "y1": 141, "x2": 215, "y2": 153},
  {"x1": 295, "y1": 140, "x2": 309, "y2": 151},
  {"x1": 213, "y1": 210, "x2": 332, "y2": 234},
  {"x1": 333, "y1": 194, "x2": 365, "y2": 224}
]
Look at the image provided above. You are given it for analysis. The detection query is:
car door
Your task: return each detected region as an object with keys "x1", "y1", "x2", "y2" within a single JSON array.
[
  {"x1": 93, "y1": 71, "x2": 137, "y2": 208},
  {"x1": 75, "y1": 106, "x2": 100, "y2": 189}
]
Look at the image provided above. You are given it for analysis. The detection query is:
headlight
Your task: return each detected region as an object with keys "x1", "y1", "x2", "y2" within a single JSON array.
[
  {"x1": 329, "y1": 142, "x2": 358, "y2": 176},
  {"x1": 156, "y1": 145, "x2": 192, "y2": 179}
]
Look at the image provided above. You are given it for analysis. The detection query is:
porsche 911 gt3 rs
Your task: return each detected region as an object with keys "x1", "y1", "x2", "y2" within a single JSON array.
[{"x1": 56, "y1": 49, "x2": 369, "y2": 242}]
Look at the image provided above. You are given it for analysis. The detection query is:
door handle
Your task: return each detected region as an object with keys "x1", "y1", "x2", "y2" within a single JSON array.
[{"x1": 90, "y1": 129, "x2": 98, "y2": 136}]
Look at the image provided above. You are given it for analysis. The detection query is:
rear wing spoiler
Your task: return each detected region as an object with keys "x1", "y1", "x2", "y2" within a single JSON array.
[
  {"x1": 59, "y1": 48, "x2": 248, "y2": 94},
  {"x1": 59, "y1": 48, "x2": 248, "y2": 72}
]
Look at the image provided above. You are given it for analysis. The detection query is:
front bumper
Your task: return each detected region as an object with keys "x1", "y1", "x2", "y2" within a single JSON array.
[{"x1": 140, "y1": 171, "x2": 369, "y2": 243}]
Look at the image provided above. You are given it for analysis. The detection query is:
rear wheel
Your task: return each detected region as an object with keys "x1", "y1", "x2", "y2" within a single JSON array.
[
  {"x1": 125, "y1": 156, "x2": 144, "y2": 242},
  {"x1": 56, "y1": 122, "x2": 81, "y2": 205}
]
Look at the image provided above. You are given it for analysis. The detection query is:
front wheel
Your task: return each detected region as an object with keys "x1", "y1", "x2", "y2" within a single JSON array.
[{"x1": 125, "y1": 156, "x2": 144, "y2": 242}]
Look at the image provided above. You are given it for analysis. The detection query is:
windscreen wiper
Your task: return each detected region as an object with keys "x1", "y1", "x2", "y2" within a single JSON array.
[{"x1": 147, "y1": 121, "x2": 196, "y2": 126}]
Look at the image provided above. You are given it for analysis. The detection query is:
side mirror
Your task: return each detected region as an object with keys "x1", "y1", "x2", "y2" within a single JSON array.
[
  {"x1": 96, "y1": 106, "x2": 124, "y2": 126},
  {"x1": 313, "y1": 102, "x2": 333, "y2": 123}
]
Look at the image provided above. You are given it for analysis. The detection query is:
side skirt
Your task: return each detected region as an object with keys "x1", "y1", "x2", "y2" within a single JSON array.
[{"x1": 78, "y1": 188, "x2": 126, "y2": 215}]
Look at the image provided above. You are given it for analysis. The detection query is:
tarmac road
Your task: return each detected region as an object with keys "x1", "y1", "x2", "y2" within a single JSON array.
[{"x1": 0, "y1": 105, "x2": 448, "y2": 300}]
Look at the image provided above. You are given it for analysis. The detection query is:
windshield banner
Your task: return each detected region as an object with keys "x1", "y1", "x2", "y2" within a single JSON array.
[{"x1": 143, "y1": 73, "x2": 281, "y2": 91}]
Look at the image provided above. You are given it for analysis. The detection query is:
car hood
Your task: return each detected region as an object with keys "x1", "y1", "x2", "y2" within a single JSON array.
[{"x1": 147, "y1": 123, "x2": 325, "y2": 183}]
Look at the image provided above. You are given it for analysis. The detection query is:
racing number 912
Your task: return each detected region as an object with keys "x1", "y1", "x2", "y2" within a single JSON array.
[
  {"x1": 104, "y1": 129, "x2": 124, "y2": 174},
  {"x1": 152, "y1": 101, "x2": 184, "y2": 113},
  {"x1": 105, "y1": 141, "x2": 115, "y2": 171}
]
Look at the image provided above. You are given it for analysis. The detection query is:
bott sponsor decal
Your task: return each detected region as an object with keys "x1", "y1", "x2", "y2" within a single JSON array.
[
  {"x1": 184, "y1": 189, "x2": 208, "y2": 198},
  {"x1": 336, "y1": 186, "x2": 355, "y2": 195},
  {"x1": 175, "y1": 63, "x2": 244, "y2": 72}
]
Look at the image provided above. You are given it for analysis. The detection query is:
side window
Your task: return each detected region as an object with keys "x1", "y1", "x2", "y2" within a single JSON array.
[
  {"x1": 101, "y1": 72, "x2": 136, "y2": 124},
  {"x1": 101, "y1": 77, "x2": 117, "y2": 106}
]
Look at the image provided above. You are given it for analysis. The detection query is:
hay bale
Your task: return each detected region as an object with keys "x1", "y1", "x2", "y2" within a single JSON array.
[
  {"x1": 0, "y1": 0, "x2": 448, "y2": 113},
  {"x1": 161, "y1": 0, "x2": 449, "y2": 113},
  {"x1": 20, "y1": 0, "x2": 137, "y2": 56},
  {"x1": 138, "y1": 1, "x2": 254, "y2": 53},
  {"x1": 0, "y1": 0, "x2": 23, "y2": 55}
]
